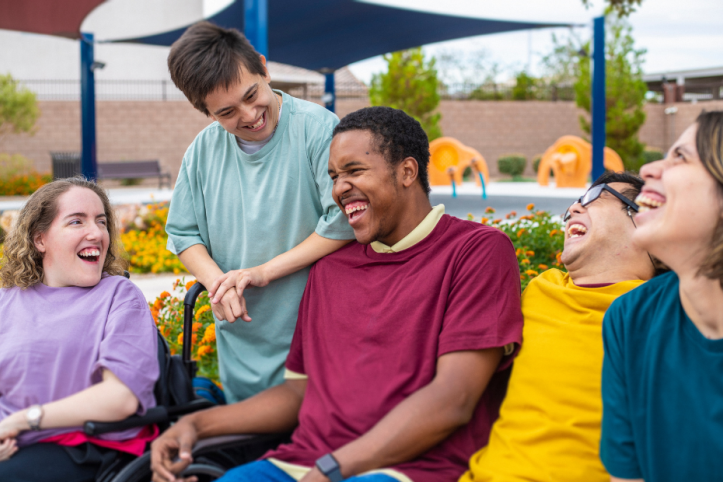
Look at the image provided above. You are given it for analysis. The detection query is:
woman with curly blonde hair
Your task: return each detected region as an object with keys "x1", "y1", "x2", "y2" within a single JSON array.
[{"x1": 0, "y1": 178, "x2": 159, "y2": 481}]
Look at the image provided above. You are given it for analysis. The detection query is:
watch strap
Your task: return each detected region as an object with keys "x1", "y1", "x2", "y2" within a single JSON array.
[
  {"x1": 315, "y1": 453, "x2": 344, "y2": 482},
  {"x1": 26, "y1": 404, "x2": 44, "y2": 431}
]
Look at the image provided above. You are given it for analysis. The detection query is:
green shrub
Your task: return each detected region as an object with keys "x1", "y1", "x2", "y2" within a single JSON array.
[
  {"x1": 642, "y1": 149, "x2": 664, "y2": 164},
  {"x1": 532, "y1": 155, "x2": 542, "y2": 173},
  {"x1": 498, "y1": 154, "x2": 527, "y2": 179},
  {"x1": 0, "y1": 154, "x2": 51, "y2": 196}
]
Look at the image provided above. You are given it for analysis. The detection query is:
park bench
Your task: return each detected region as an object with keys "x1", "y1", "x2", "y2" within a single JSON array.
[{"x1": 50, "y1": 152, "x2": 172, "y2": 188}]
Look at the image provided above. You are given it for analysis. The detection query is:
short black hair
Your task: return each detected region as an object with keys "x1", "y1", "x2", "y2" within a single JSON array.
[
  {"x1": 333, "y1": 107, "x2": 431, "y2": 195},
  {"x1": 591, "y1": 170, "x2": 644, "y2": 204},
  {"x1": 168, "y1": 21, "x2": 267, "y2": 116}
]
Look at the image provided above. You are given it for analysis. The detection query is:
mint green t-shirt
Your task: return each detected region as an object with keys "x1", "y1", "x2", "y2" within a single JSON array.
[{"x1": 165, "y1": 92, "x2": 354, "y2": 402}]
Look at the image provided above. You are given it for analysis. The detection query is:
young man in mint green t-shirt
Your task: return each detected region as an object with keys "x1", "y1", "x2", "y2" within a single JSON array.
[{"x1": 164, "y1": 22, "x2": 354, "y2": 403}]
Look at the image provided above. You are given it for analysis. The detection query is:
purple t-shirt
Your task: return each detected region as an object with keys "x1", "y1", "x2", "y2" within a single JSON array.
[{"x1": 0, "y1": 275, "x2": 159, "y2": 446}]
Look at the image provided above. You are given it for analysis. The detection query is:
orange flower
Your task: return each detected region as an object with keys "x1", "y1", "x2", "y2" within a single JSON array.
[
  {"x1": 153, "y1": 298, "x2": 163, "y2": 310},
  {"x1": 556, "y1": 251, "x2": 562, "y2": 264},
  {"x1": 160, "y1": 291, "x2": 171, "y2": 299},
  {"x1": 192, "y1": 322, "x2": 203, "y2": 333},
  {"x1": 526, "y1": 250, "x2": 535, "y2": 257},
  {"x1": 509, "y1": 211, "x2": 517, "y2": 217},
  {"x1": 172, "y1": 278, "x2": 181, "y2": 290},
  {"x1": 521, "y1": 259, "x2": 531, "y2": 265},
  {"x1": 195, "y1": 305, "x2": 211, "y2": 321},
  {"x1": 185, "y1": 280, "x2": 197, "y2": 291},
  {"x1": 527, "y1": 203, "x2": 535, "y2": 211},
  {"x1": 515, "y1": 248, "x2": 523, "y2": 256},
  {"x1": 197, "y1": 345, "x2": 214, "y2": 357},
  {"x1": 520, "y1": 274, "x2": 526, "y2": 280},
  {"x1": 538, "y1": 264, "x2": 549, "y2": 270},
  {"x1": 493, "y1": 219, "x2": 502, "y2": 224},
  {"x1": 202, "y1": 324, "x2": 216, "y2": 344},
  {"x1": 177, "y1": 333, "x2": 183, "y2": 344},
  {"x1": 549, "y1": 229, "x2": 558, "y2": 237},
  {"x1": 525, "y1": 269, "x2": 539, "y2": 276},
  {"x1": 485, "y1": 207, "x2": 495, "y2": 214},
  {"x1": 517, "y1": 228, "x2": 526, "y2": 237}
]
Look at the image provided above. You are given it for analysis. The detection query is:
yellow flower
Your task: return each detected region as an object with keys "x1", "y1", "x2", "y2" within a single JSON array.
[
  {"x1": 195, "y1": 305, "x2": 211, "y2": 321},
  {"x1": 525, "y1": 269, "x2": 539, "y2": 276},
  {"x1": 202, "y1": 324, "x2": 216, "y2": 344},
  {"x1": 527, "y1": 203, "x2": 535, "y2": 211},
  {"x1": 177, "y1": 333, "x2": 183, "y2": 344}
]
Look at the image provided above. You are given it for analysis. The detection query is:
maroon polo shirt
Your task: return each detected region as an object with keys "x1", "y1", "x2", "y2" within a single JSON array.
[{"x1": 264, "y1": 214, "x2": 524, "y2": 481}]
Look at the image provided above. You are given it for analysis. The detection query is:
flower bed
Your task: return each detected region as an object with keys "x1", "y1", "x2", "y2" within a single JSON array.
[{"x1": 120, "y1": 202, "x2": 186, "y2": 274}]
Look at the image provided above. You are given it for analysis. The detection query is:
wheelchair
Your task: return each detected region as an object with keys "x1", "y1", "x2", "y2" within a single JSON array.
[{"x1": 89, "y1": 281, "x2": 288, "y2": 482}]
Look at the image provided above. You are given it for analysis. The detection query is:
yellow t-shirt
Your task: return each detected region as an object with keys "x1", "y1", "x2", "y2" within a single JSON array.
[{"x1": 460, "y1": 269, "x2": 644, "y2": 482}]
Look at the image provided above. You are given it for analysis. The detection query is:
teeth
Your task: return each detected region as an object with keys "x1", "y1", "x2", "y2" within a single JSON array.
[
  {"x1": 79, "y1": 249, "x2": 100, "y2": 257},
  {"x1": 345, "y1": 204, "x2": 369, "y2": 215},
  {"x1": 248, "y1": 114, "x2": 264, "y2": 129},
  {"x1": 567, "y1": 224, "x2": 587, "y2": 238},
  {"x1": 635, "y1": 194, "x2": 665, "y2": 209}
]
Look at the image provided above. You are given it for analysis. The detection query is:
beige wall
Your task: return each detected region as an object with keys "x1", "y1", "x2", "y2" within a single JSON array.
[{"x1": 3, "y1": 99, "x2": 722, "y2": 181}]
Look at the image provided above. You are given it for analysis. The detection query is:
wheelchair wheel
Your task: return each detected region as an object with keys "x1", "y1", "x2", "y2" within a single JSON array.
[{"x1": 109, "y1": 452, "x2": 226, "y2": 482}]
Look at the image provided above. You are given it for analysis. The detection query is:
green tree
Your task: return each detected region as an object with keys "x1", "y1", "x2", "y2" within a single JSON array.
[
  {"x1": 0, "y1": 74, "x2": 39, "y2": 141},
  {"x1": 512, "y1": 72, "x2": 539, "y2": 100},
  {"x1": 370, "y1": 48, "x2": 442, "y2": 141},
  {"x1": 575, "y1": 15, "x2": 648, "y2": 171},
  {"x1": 582, "y1": 0, "x2": 643, "y2": 17}
]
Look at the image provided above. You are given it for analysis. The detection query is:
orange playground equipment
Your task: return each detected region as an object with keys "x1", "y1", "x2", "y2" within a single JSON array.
[
  {"x1": 537, "y1": 135, "x2": 625, "y2": 188},
  {"x1": 429, "y1": 137, "x2": 489, "y2": 189}
]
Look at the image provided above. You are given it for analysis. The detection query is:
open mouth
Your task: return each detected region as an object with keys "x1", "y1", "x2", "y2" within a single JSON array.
[
  {"x1": 635, "y1": 193, "x2": 666, "y2": 213},
  {"x1": 567, "y1": 223, "x2": 588, "y2": 239},
  {"x1": 243, "y1": 112, "x2": 267, "y2": 132},
  {"x1": 344, "y1": 201, "x2": 370, "y2": 225},
  {"x1": 78, "y1": 247, "x2": 101, "y2": 263}
]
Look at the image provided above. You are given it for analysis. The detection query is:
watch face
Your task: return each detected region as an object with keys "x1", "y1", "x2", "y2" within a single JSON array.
[
  {"x1": 316, "y1": 454, "x2": 337, "y2": 473},
  {"x1": 28, "y1": 407, "x2": 41, "y2": 419}
]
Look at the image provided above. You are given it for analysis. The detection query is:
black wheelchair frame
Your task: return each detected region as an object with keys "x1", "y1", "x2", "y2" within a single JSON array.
[{"x1": 91, "y1": 281, "x2": 288, "y2": 482}]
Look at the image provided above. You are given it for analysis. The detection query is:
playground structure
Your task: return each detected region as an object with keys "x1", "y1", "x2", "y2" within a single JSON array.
[
  {"x1": 429, "y1": 137, "x2": 490, "y2": 198},
  {"x1": 537, "y1": 135, "x2": 625, "y2": 188}
]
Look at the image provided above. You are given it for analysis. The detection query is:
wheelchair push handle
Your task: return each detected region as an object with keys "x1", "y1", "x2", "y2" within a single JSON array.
[{"x1": 182, "y1": 282, "x2": 207, "y2": 376}]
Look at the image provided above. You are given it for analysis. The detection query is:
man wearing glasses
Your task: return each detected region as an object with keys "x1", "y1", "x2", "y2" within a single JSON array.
[{"x1": 461, "y1": 172, "x2": 658, "y2": 482}]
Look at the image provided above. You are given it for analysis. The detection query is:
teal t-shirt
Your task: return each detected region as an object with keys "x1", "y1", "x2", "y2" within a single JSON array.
[
  {"x1": 601, "y1": 271, "x2": 723, "y2": 481},
  {"x1": 165, "y1": 91, "x2": 354, "y2": 403}
]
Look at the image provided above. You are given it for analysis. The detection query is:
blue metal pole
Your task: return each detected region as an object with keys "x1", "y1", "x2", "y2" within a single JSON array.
[
  {"x1": 324, "y1": 72, "x2": 335, "y2": 113},
  {"x1": 80, "y1": 33, "x2": 97, "y2": 181},
  {"x1": 591, "y1": 16, "x2": 606, "y2": 182},
  {"x1": 478, "y1": 171, "x2": 487, "y2": 200},
  {"x1": 244, "y1": 0, "x2": 268, "y2": 57}
]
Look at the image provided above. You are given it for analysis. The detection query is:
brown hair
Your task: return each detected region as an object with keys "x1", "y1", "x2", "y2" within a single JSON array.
[
  {"x1": 168, "y1": 21, "x2": 267, "y2": 116},
  {"x1": 695, "y1": 111, "x2": 723, "y2": 288},
  {"x1": 0, "y1": 177, "x2": 127, "y2": 289}
]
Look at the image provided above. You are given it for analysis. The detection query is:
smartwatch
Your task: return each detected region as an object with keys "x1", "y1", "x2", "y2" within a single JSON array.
[
  {"x1": 26, "y1": 404, "x2": 44, "y2": 431},
  {"x1": 315, "y1": 453, "x2": 344, "y2": 482}
]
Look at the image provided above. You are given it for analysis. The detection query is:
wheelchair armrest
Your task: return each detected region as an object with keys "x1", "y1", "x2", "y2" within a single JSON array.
[
  {"x1": 192, "y1": 434, "x2": 260, "y2": 456},
  {"x1": 84, "y1": 406, "x2": 169, "y2": 436}
]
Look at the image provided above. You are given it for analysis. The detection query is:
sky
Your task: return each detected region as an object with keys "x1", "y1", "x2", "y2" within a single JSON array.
[{"x1": 207, "y1": 0, "x2": 723, "y2": 84}]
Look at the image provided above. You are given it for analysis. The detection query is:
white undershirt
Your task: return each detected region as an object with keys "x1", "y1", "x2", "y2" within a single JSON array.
[{"x1": 235, "y1": 104, "x2": 283, "y2": 155}]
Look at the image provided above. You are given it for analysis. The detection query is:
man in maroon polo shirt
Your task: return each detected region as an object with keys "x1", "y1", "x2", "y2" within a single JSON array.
[{"x1": 150, "y1": 107, "x2": 523, "y2": 482}]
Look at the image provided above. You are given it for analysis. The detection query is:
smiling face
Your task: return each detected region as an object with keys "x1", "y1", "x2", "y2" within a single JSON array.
[
  {"x1": 33, "y1": 187, "x2": 110, "y2": 288},
  {"x1": 561, "y1": 182, "x2": 641, "y2": 274},
  {"x1": 204, "y1": 57, "x2": 280, "y2": 142},
  {"x1": 329, "y1": 130, "x2": 415, "y2": 245},
  {"x1": 634, "y1": 123, "x2": 723, "y2": 271}
]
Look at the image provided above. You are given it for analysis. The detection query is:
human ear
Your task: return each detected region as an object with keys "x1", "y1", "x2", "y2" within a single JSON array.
[
  {"x1": 34, "y1": 232, "x2": 47, "y2": 254},
  {"x1": 400, "y1": 157, "x2": 419, "y2": 188},
  {"x1": 259, "y1": 55, "x2": 271, "y2": 82}
]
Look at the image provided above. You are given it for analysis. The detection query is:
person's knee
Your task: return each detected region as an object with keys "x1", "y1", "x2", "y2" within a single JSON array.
[{"x1": 216, "y1": 460, "x2": 293, "y2": 482}]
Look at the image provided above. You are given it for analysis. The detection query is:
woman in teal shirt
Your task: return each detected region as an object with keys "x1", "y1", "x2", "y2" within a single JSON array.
[{"x1": 601, "y1": 111, "x2": 723, "y2": 481}]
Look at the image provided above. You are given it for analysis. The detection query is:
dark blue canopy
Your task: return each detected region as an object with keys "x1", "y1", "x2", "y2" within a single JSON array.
[{"x1": 117, "y1": 0, "x2": 573, "y2": 71}]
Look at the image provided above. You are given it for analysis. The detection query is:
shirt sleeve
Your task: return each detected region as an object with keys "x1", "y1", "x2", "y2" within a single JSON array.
[
  {"x1": 285, "y1": 268, "x2": 313, "y2": 375},
  {"x1": 305, "y1": 115, "x2": 355, "y2": 241},
  {"x1": 438, "y1": 229, "x2": 523, "y2": 371},
  {"x1": 165, "y1": 157, "x2": 206, "y2": 255},
  {"x1": 600, "y1": 299, "x2": 643, "y2": 479},
  {"x1": 92, "y1": 280, "x2": 159, "y2": 415}
]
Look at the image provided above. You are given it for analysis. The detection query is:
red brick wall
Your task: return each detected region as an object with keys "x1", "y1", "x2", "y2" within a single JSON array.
[{"x1": 2, "y1": 99, "x2": 721, "y2": 182}]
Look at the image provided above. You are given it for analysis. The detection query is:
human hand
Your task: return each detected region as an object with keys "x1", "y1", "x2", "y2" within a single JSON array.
[
  {"x1": 208, "y1": 266, "x2": 270, "y2": 322},
  {"x1": 0, "y1": 438, "x2": 18, "y2": 461},
  {"x1": 299, "y1": 467, "x2": 330, "y2": 482},
  {"x1": 0, "y1": 410, "x2": 28, "y2": 441},
  {"x1": 150, "y1": 417, "x2": 198, "y2": 482},
  {"x1": 208, "y1": 288, "x2": 247, "y2": 323}
]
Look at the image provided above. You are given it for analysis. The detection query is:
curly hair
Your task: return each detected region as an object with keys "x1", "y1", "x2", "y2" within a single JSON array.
[
  {"x1": 696, "y1": 111, "x2": 723, "y2": 289},
  {"x1": 333, "y1": 106, "x2": 431, "y2": 195},
  {"x1": 0, "y1": 177, "x2": 127, "y2": 289}
]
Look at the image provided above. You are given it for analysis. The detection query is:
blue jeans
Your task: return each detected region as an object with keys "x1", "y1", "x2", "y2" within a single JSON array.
[{"x1": 217, "y1": 460, "x2": 399, "y2": 482}]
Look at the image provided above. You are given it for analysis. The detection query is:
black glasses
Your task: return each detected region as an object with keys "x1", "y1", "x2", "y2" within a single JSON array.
[{"x1": 563, "y1": 183, "x2": 639, "y2": 222}]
